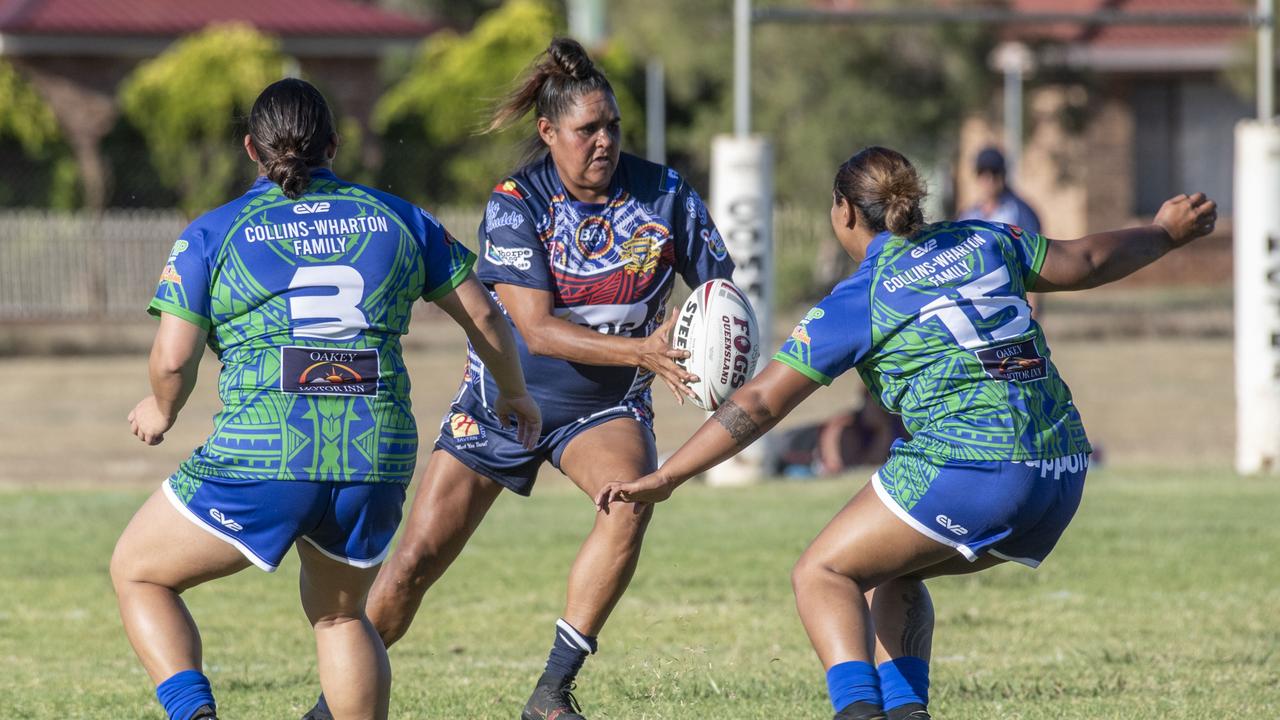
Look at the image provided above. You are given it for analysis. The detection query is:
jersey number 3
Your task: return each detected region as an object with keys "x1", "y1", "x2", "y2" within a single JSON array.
[
  {"x1": 288, "y1": 265, "x2": 369, "y2": 341},
  {"x1": 918, "y1": 266, "x2": 1030, "y2": 349}
]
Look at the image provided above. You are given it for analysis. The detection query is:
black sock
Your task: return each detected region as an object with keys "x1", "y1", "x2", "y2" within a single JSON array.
[{"x1": 539, "y1": 618, "x2": 598, "y2": 686}]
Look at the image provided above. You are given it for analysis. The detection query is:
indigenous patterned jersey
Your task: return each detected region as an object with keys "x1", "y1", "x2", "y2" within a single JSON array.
[
  {"x1": 149, "y1": 169, "x2": 475, "y2": 487},
  {"x1": 471, "y1": 152, "x2": 735, "y2": 426},
  {"x1": 775, "y1": 220, "x2": 1090, "y2": 462}
]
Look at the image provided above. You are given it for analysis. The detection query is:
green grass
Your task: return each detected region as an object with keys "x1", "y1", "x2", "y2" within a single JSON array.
[{"x1": 1, "y1": 467, "x2": 1278, "y2": 718}]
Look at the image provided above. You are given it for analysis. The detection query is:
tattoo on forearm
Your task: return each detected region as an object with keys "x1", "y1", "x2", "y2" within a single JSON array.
[
  {"x1": 899, "y1": 586, "x2": 933, "y2": 659},
  {"x1": 712, "y1": 399, "x2": 764, "y2": 447}
]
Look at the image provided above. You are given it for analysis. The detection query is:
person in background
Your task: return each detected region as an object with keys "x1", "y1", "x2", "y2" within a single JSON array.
[{"x1": 959, "y1": 146, "x2": 1041, "y2": 234}]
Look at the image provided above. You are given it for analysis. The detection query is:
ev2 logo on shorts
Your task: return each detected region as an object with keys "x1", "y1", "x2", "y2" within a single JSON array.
[
  {"x1": 209, "y1": 508, "x2": 243, "y2": 532},
  {"x1": 935, "y1": 514, "x2": 968, "y2": 536}
]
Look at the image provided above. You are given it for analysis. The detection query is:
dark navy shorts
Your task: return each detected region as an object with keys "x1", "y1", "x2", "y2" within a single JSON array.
[
  {"x1": 434, "y1": 388, "x2": 654, "y2": 496},
  {"x1": 872, "y1": 443, "x2": 1089, "y2": 568},
  {"x1": 163, "y1": 475, "x2": 406, "y2": 572}
]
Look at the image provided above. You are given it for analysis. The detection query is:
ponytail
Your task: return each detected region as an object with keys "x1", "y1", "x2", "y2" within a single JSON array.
[
  {"x1": 248, "y1": 78, "x2": 336, "y2": 200},
  {"x1": 834, "y1": 146, "x2": 927, "y2": 238},
  {"x1": 487, "y1": 37, "x2": 614, "y2": 137}
]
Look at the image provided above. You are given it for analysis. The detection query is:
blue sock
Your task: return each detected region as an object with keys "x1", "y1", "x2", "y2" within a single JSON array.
[
  {"x1": 826, "y1": 660, "x2": 881, "y2": 712},
  {"x1": 156, "y1": 669, "x2": 215, "y2": 720},
  {"x1": 878, "y1": 657, "x2": 930, "y2": 711},
  {"x1": 540, "y1": 618, "x2": 598, "y2": 685}
]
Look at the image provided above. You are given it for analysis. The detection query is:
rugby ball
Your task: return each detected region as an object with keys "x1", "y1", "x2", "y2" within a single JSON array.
[{"x1": 673, "y1": 279, "x2": 761, "y2": 410}]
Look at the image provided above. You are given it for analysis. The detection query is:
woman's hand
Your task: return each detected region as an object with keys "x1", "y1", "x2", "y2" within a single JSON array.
[
  {"x1": 128, "y1": 395, "x2": 175, "y2": 445},
  {"x1": 494, "y1": 391, "x2": 542, "y2": 450},
  {"x1": 595, "y1": 472, "x2": 678, "y2": 511},
  {"x1": 637, "y1": 312, "x2": 699, "y2": 404},
  {"x1": 1154, "y1": 192, "x2": 1217, "y2": 247}
]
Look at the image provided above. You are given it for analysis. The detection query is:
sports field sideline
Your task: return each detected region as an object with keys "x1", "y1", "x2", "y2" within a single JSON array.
[{"x1": 1, "y1": 289, "x2": 1275, "y2": 718}]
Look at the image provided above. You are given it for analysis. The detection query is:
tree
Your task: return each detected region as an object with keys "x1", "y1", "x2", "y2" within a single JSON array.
[
  {"x1": 374, "y1": 0, "x2": 642, "y2": 206},
  {"x1": 0, "y1": 59, "x2": 78, "y2": 208},
  {"x1": 119, "y1": 24, "x2": 284, "y2": 215}
]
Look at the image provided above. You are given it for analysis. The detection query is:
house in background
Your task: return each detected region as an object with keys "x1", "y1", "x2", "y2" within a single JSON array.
[
  {"x1": 0, "y1": 0, "x2": 436, "y2": 209},
  {"x1": 955, "y1": 0, "x2": 1252, "y2": 282}
]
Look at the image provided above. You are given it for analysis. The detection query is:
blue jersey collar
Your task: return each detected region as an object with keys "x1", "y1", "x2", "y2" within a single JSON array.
[
  {"x1": 864, "y1": 230, "x2": 891, "y2": 261},
  {"x1": 251, "y1": 167, "x2": 338, "y2": 192}
]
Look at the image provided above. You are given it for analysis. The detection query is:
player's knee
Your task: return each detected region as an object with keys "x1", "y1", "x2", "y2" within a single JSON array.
[
  {"x1": 599, "y1": 501, "x2": 653, "y2": 538},
  {"x1": 310, "y1": 609, "x2": 364, "y2": 632}
]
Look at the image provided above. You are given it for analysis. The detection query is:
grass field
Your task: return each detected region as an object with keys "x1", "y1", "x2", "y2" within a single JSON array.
[
  {"x1": 1, "y1": 468, "x2": 1277, "y2": 718},
  {"x1": 0, "y1": 288, "x2": 1268, "y2": 718}
]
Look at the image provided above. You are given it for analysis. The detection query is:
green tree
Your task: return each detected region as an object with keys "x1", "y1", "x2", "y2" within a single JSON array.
[
  {"x1": 0, "y1": 60, "x2": 61, "y2": 154},
  {"x1": 375, "y1": 0, "x2": 643, "y2": 206},
  {"x1": 119, "y1": 24, "x2": 284, "y2": 215},
  {"x1": 0, "y1": 59, "x2": 78, "y2": 208}
]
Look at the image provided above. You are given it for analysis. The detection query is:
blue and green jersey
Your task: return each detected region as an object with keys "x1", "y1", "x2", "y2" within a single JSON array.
[
  {"x1": 776, "y1": 220, "x2": 1089, "y2": 462},
  {"x1": 150, "y1": 169, "x2": 475, "y2": 488}
]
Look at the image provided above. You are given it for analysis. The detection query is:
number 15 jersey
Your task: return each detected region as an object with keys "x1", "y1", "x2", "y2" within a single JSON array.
[
  {"x1": 775, "y1": 220, "x2": 1090, "y2": 462},
  {"x1": 149, "y1": 169, "x2": 475, "y2": 488}
]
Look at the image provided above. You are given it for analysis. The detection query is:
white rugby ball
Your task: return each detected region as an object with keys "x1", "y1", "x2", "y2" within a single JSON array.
[{"x1": 673, "y1": 279, "x2": 761, "y2": 410}]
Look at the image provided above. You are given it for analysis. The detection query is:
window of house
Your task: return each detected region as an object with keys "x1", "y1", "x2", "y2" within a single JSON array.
[{"x1": 1131, "y1": 77, "x2": 1249, "y2": 215}]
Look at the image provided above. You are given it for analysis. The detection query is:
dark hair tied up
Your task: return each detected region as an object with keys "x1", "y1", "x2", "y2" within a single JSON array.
[
  {"x1": 487, "y1": 36, "x2": 614, "y2": 135},
  {"x1": 248, "y1": 78, "x2": 336, "y2": 200},
  {"x1": 834, "y1": 146, "x2": 927, "y2": 238}
]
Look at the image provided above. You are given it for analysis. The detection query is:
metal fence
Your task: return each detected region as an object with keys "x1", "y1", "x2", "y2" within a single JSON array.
[{"x1": 0, "y1": 207, "x2": 488, "y2": 321}]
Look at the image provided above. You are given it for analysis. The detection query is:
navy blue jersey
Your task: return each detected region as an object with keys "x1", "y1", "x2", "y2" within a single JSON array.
[{"x1": 469, "y1": 152, "x2": 735, "y2": 426}]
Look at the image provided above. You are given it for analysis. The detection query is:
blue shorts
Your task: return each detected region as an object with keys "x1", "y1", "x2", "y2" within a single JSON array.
[
  {"x1": 873, "y1": 445, "x2": 1089, "y2": 568},
  {"x1": 434, "y1": 389, "x2": 654, "y2": 496},
  {"x1": 163, "y1": 475, "x2": 406, "y2": 572}
]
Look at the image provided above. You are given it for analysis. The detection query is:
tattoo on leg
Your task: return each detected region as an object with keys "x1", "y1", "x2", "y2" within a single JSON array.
[
  {"x1": 712, "y1": 399, "x2": 763, "y2": 447},
  {"x1": 899, "y1": 585, "x2": 933, "y2": 659}
]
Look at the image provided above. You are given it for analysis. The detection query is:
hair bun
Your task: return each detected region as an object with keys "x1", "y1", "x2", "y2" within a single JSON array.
[{"x1": 547, "y1": 37, "x2": 595, "y2": 80}]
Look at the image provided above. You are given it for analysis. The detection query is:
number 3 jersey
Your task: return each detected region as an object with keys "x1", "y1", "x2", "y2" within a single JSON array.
[
  {"x1": 149, "y1": 169, "x2": 475, "y2": 486},
  {"x1": 470, "y1": 152, "x2": 735, "y2": 427},
  {"x1": 776, "y1": 220, "x2": 1090, "y2": 462}
]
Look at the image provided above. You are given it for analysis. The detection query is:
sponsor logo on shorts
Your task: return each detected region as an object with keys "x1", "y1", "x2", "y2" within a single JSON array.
[
  {"x1": 1024, "y1": 452, "x2": 1090, "y2": 480},
  {"x1": 449, "y1": 412, "x2": 488, "y2": 449},
  {"x1": 280, "y1": 346, "x2": 379, "y2": 397},
  {"x1": 209, "y1": 508, "x2": 243, "y2": 532},
  {"x1": 935, "y1": 514, "x2": 968, "y2": 536},
  {"x1": 486, "y1": 243, "x2": 534, "y2": 270},
  {"x1": 974, "y1": 339, "x2": 1047, "y2": 382}
]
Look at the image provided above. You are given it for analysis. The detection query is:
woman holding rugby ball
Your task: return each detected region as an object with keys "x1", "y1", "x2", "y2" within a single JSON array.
[
  {"x1": 598, "y1": 146, "x2": 1217, "y2": 720},
  {"x1": 111, "y1": 78, "x2": 536, "y2": 720},
  {"x1": 304, "y1": 37, "x2": 735, "y2": 720}
]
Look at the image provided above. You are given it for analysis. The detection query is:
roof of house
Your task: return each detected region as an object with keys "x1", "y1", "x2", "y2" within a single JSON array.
[
  {"x1": 1008, "y1": 0, "x2": 1248, "y2": 48},
  {"x1": 0, "y1": 0, "x2": 436, "y2": 37}
]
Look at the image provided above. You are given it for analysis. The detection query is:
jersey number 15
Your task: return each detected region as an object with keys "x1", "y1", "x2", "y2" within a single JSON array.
[{"x1": 918, "y1": 266, "x2": 1031, "y2": 349}]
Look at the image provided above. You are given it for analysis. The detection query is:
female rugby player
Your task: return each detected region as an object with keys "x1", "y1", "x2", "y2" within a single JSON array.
[
  {"x1": 597, "y1": 146, "x2": 1217, "y2": 720},
  {"x1": 304, "y1": 37, "x2": 735, "y2": 720},
  {"x1": 110, "y1": 78, "x2": 538, "y2": 720}
]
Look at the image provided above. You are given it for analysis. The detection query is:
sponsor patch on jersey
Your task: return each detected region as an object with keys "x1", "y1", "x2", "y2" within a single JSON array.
[
  {"x1": 660, "y1": 168, "x2": 680, "y2": 193},
  {"x1": 494, "y1": 179, "x2": 523, "y2": 200},
  {"x1": 159, "y1": 264, "x2": 182, "y2": 285},
  {"x1": 486, "y1": 200, "x2": 525, "y2": 233},
  {"x1": 486, "y1": 243, "x2": 534, "y2": 270},
  {"x1": 703, "y1": 228, "x2": 728, "y2": 261},
  {"x1": 448, "y1": 412, "x2": 488, "y2": 449},
  {"x1": 974, "y1": 339, "x2": 1046, "y2": 382},
  {"x1": 280, "y1": 346, "x2": 379, "y2": 396}
]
